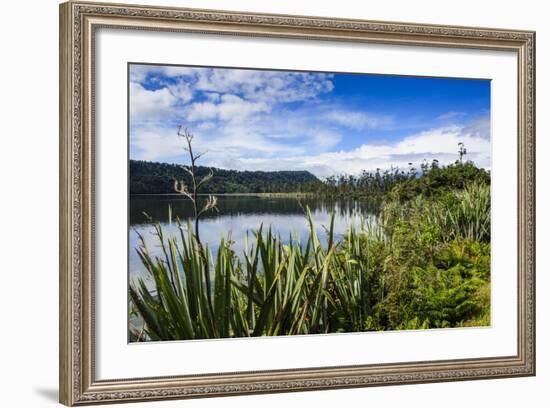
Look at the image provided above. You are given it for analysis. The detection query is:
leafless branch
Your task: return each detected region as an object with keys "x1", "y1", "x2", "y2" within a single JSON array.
[
  {"x1": 173, "y1": 126, "x2": 218, "y2": 253},
  {"x1": 197, "y1": 168, "x2": 214, "y2": 189},
  {"x1": 198, "y1": 195, "x2": 219, "y2": 217},
  {"x1": 194, "y1": 150, "x2": 208, "y2": 162},
  {"x1": 181, "y1": 165, "x2": 194, "y2": 177},
  {"x1": 173, "y1": 180, "x2": 193, "y2": 201}
]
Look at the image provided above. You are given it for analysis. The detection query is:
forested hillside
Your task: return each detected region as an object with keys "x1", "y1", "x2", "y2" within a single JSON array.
[{"x1": 129, "y1": 160, "x2": 322, "y2": 194}]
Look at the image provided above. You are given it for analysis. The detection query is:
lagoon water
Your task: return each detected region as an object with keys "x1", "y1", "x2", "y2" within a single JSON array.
[{"x1": 129, "y1": 195, "x2": 376, "y2": 286}]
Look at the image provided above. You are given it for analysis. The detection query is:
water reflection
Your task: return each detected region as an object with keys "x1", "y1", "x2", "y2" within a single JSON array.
[{"x1": 129, "y1": 195, "x2": 377, "y2": 284}]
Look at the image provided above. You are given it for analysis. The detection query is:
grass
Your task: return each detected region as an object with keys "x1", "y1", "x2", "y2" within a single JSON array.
[{"x1": 129, "y1": 182, "x2": 491, "y2": 341}]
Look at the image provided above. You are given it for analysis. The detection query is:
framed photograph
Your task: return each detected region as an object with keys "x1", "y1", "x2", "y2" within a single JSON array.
[{"x1": 59, "y1": 1, "x2": 536, "y2": 405}]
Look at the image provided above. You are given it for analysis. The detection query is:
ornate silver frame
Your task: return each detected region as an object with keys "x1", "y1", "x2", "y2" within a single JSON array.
[{"x1": 59, "y1": 1, "x2": 536, "y2": 405}]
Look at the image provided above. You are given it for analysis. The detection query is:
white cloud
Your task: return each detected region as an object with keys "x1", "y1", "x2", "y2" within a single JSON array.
[
  {"x1": 130, "y1": 65, "x2": 200, "y2": 83},
  {"x1": 184, "y1": 94, "x2": 271, "y2": 123},
  {"x1": 167, "y1": 82, "x2": 193, "y2": 103},
  {"x1": 309, "y1": 130, "x2": 343, "y2": 149},
  {"x1": 130, "y1": 119, "x2": 308, "y2": 164},
  {"x1": 130, "y1": 127, "x2": 184, "y2": 162},
  {"x1": 196, "y1": 121, "x2": 216, "y2": 131},
  {"x1": 325, "y1": 111, "x2": 394, "y2": 130},
  {"x1": 437, "y1": 111, "x2": 467, "y2": 121},
  {"x1": 129, "y1": 82, "x2": 177, "y2": 118},
  {"x1": 130, "y1": 64, "x2": 334, "y2": 106},
  {"x1": 462, "y1": 115, "x2": 491, "y2": 139},
  {"x1": 129, "y1": 65, "x2": 340, "y2": 138},
  {"x1": 193, "y1": 68, "x2": 334, "y2": 103},
  {"x1": 201, "y1": 119, "x2": 491, "y2": 178},
  {"x1": 131, "y1": 116, "x2": 491, "y2": 179},
  {"x1": 204, "y1": 92, "x2": 221, "y2": 102},
  {"x1": 162, "y1": 66, "x2": 201, "y2": 77}
]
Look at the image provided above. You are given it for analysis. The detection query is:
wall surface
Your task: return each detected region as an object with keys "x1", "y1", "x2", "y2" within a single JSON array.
[{"x1": 0, "y1": 0, "x2": 547, "y2": 406}]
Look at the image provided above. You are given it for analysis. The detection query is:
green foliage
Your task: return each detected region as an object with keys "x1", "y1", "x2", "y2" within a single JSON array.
[
  {"x1": 368, "y1": 188, "x2": 491, "y2": 330},
  {"x1": 129, "y1": 211, "x2": 342, "y2": 339},
  {"x1": 130, "y1": 196, "x2": 490, "y2": 340},
  {"x1": 130, "y1": 159, "x2": 490, "y2": 200},
  {"x1": 129, "y1": 159, "x2": 492, "y2": 341},
  {"x1": 129, "y1": 218, "x2": 241, "y2": 340},
  {"x1": 129, "y1": 160, "x2": 322, "y2": 194},
  {"x1": 318, "y1": 166, "x2": 413, "y2": 198},
  {"x1": 437, "y1": 182, "x2": 491, "y2": 242},
  {"x1": 302, "y1": 160, "x2": 490, "y2": 200},
  {"x1": 386, "y1": 160, "x2": 490, "y2": 202},
  {"x1": 385, "y1": 181, "x2": 491, "y2": 244}
]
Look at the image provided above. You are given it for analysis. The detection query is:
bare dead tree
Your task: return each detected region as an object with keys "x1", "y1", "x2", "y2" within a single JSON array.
[{"x1": 173, "y1": 126, "x2": 218, "y2": 250}]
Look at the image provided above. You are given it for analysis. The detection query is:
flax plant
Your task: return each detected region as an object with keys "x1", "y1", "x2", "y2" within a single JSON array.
[{"x1": 129, "y1": 182, "x2": 491, "y2": 341}]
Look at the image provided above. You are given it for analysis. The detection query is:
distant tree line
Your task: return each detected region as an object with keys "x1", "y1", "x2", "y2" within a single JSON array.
[
  {"x1": 312, "y1": 160, "x2": 490, "y2": 200},
  {"x1": 129, "y1": 160, "x2": 322, "y2": 194},
  {"x1": 130, "y1": 159, "x2": 490, "y2": 198}
]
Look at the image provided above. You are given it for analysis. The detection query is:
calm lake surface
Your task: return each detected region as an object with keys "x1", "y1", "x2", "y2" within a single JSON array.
[{"x1": 129, "y1": 195, "x2": 377, "y2": 285}]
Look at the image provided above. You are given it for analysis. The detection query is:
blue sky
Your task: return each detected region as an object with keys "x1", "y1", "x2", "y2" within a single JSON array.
[{"x1": 129, "y1": 64, "x2": 491, "y2": 178}]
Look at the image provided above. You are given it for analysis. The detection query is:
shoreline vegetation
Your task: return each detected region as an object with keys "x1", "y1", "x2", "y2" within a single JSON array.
[
  {"x1": 130, "y1": 157, "x2": 489, "y2": 199},
  {"x1": 130, "y1": 192, "x2": 320, "y2": 197},
  {"x1": 129, "y1": 138, "x2": 491, "y2": 341}
]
